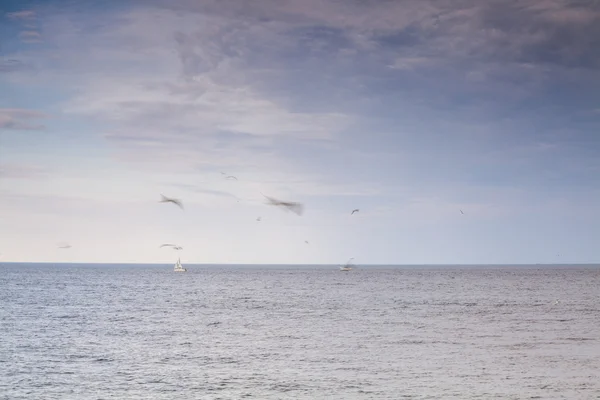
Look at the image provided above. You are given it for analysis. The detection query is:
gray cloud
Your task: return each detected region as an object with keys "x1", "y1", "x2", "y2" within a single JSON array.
[
  {"x1": 150, "y1": 0, "x2": 600, "y2": 68},
  {"x1": 15, "y1": 0, "x2": 598, "y2": 196}
]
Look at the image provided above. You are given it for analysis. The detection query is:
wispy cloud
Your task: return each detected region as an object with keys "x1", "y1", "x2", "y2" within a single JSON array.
[
  {"x1": 0, "y1": 59, "x2": 32, "y2": 73},
  {"x1": 0, "y1": 163, "x2": 49, "y2": 179},
  {"x1": 388, "y1": 57, "x2": 436, "y2": 71},
  {"x1": 7, "y1": 10, "x2": 36, "y2": 20},
  {"x1": 36, "y1": 0, "x2": 595, "y2": 196},
  {"x1": 6, "y1": 8, "x2": 44, "y2": 44},
  {"x1": 0, "y1": 108, "x2": 47, "y2": 130},
  {"x1": 19, "y1": 30, "x2": 42, "y2": 43}
]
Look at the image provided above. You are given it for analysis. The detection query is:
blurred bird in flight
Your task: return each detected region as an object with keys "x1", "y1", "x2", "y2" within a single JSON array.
[
  {"x1": 262, "y1": 194, "x2": 304, "y2": 216},
  {"x1": 159, "y1": 194, "x2": 184, "y2": 209}
]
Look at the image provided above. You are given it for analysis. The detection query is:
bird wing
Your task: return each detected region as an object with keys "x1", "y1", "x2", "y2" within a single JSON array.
[
  {"x1": 166, "y1": 198, "x2": 183, "y2": 209},
  {"x1": 287, "y1": 202, "x2": 304, "y2": 216},
  {"x1": 160, "y1": 194, "x2": 183, "y2": 208},
  {"x1": 263, "y1": 195, "x2": 279, "y2": 205}
]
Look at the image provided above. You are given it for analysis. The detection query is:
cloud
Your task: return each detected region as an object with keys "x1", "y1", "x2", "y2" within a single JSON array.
[
  {"x1": 0, "y1": 59, "x2": 32, "y2": 73},
  {"x1": 19, "y1": 30, "x2": 42, "y2": 43},
  {"x1": 388, "y1": 57, "x2": 435, "y2": 70},
  {"x1": 30, "y1": 6, "x2": 355, "y2": 197},
  {"x1": 0, "y1": 163, "x2": 50, "y2": 180},
  {"x1": 6, "y1": 10, "x2": 36, "y2": 20},
  {"x1": 154, "y1": 0, "x2": 600, "y2": 69},
  {"x1": 7, "y1": 0, "x2": 600, "y2": 198},
  {"x1": 0, "y1": 108, "x2": 47, "y2": 130},
  {"x1": 69, "y1": 80, "x2": 350, "y2": 140},
  {"x1": 7, "y1": 9, "x2": 43, "y2": 44}
]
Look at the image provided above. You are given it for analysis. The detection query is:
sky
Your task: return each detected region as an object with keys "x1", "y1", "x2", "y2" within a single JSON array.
[{"x1": 1, "y1": 0, "x2": 599, "y2": 265}]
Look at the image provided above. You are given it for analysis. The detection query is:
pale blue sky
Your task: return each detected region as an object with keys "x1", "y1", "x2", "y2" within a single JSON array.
[{"x1": 1, "y1": 0, "x2": 599, "y2": 264}]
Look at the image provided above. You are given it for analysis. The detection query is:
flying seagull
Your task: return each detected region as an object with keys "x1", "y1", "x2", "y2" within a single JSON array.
[
  {"x1": 262, "y1": 193, "x2": 304, "y2": 216},
  {"x1": 160, "y1": 244, "x2": 182, "y2": 250},
  {"x1": 460, "y1": 210, "x2": 464, "y2": 215},
  {"x1": 351, "y1": 209, "x2": 359, "y2": 215},
  {"x1": 305, "y1": 240, "x2": 309, "y2": 244},
  {"x1": 159, "y1": 194, "x2": 184, "y2": 209},
  {"x1": 57, "y1": 243, "x2": 72, "y2": 249},
  {"x1": 226, "y1": 175, "x2": 238, "y2": 180}
]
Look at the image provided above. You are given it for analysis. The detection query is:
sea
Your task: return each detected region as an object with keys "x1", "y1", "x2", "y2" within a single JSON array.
[{"x1": 1, "y1": 263, "x2": 599, "y2": 399}]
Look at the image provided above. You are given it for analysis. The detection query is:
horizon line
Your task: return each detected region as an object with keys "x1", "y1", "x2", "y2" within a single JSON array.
[{"x1": 1, "y1": 262, "x2": 598, "y2": 267}]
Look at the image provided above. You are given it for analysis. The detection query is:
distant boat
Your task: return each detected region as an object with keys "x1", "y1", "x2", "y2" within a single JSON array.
[
  {"x1": 174, "y1": 257, "x2": 187, "y2": 272},
  {"x1": 340, "y1": 257, "x2": 354, "y2": 271}
]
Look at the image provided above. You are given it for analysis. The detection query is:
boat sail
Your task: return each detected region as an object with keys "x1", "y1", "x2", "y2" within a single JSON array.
[
  {"x1": 340, "y1": 257, "x2": 354, "y2": 271},
  {"x1": 174, "y1": 257, "x2": 187, "y2": 272}
]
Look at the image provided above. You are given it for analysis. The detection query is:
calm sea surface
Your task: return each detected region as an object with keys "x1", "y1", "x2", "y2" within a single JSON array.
[{"x1": 1, "y1": 264, "x2": 599, "y2": 399}]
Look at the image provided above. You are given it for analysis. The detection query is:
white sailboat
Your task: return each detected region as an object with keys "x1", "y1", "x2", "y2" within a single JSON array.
[
  {"x1": 340, "y1": 257, "x2": 354, "y2": 271},
  {"x1": 174, "y1": 257, "x2": 187, "y2": 272}
]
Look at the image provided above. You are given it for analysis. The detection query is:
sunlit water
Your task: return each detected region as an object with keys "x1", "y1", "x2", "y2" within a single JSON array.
[{"x1": 1, "y1": 264, "x2": 599, "y2": 399}]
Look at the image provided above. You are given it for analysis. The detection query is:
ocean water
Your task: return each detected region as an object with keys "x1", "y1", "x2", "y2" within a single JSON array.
[{"x1": 1, "y1": 264, "x2": 599, "y2": 399}]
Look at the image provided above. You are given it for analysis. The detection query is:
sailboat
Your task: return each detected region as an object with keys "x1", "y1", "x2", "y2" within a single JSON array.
[
  {"x1": 340, "y1": 257, "x2": 354, "y2": 271},
  {"x1": 174, "y1": 257, "x2": 187, "y2": 272}
]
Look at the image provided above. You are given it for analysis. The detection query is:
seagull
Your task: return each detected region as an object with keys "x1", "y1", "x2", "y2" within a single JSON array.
[
  {"x1": 351, "y1": 209, "x2": 359, "y2": 215},
  {"x1": 262, "y1": 194, "x2": 304, "y2": 216},
  {"x1": 159, "y1": 194, "x2": 184, "y2": 209},
  {"x1": 256, "y1": 217, "x2": 261, "y2": 222},
  {"x1": 305, "y1": 240, "x2": 309, "y2": 244},
  {"x1": 460, "y1": 210, "x2": 464, "y2": 215},
  {"x1": 226, "y1": 175, "x2": 238, "y2": 181},
  {"x1": 160, "y1": 244, "x2": 182, "y2": 250},
  {"x1": 57, "y1": 243, "x2": 72, "y2": 249}
]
